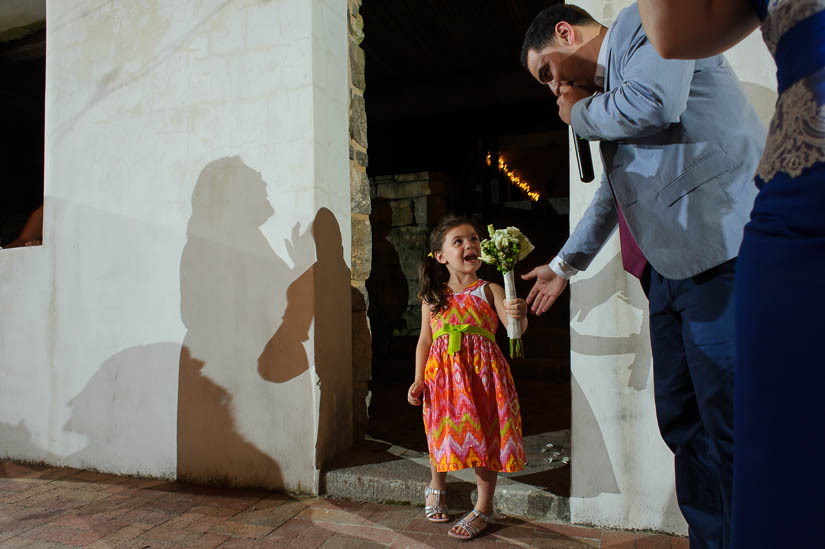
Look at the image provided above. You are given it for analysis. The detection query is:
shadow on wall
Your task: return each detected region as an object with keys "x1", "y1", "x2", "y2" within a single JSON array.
[
  {"x1": 258, "y1": 206, "x2": 354, "y2": 468},
  {"x1": 365, "y1": 198, "x2": 408, "y2": 367},
  {"x1": 0, "y1": 157, "x2": 351, "y2": 489},
  {"x1": 568, "y1": 251, "x2": 650, "y2": 498},
  {"x1": 66, "y1": 343, "x2": 180, "y2": 474},
  {"x1": 0, "y1": 344, "x2": 180, "y2": 474},
  {"x1": 178, "y1": 156, "x2": 310, "y2": 490},
  {"x1": 0, "y1": 421, "x2": 58, "y2": 463},
  {"x1": 570, "y1": 251, "x2": 651, "y2": 391},
  {"x1": 178, "y1": 156, "x2": 352, "y2": 487},
  {"x1": 570, "y1": 375, "x2": 621, "y2": 497},
  {"x1": 310, "y1": 208, "x2": 353, "y2": 468}
]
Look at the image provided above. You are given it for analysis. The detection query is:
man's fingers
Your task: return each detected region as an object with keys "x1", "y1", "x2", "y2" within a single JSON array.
[
  {"x1": 525, "y1": 284, "x2": 538, "y2": 305},
  {"x1": 530, "y1": 293, "x2": 545, "y2": 315},
  {"x1": 521, "y1": 269, "x2": 537, "y2": 281},
  {"x1": 537, "y1": 293, "x2": 558, "y2": 315},
  {"x1": 540, "y1": 296, "x2": 555, "y2": 314}
]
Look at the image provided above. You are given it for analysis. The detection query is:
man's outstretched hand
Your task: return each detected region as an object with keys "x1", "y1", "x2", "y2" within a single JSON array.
[{"x1": 522, "y1": 265, "x2": 569, "y2": 316}]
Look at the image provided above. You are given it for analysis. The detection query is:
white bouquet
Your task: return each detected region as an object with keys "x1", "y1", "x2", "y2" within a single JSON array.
[{"x1": 480, "y1": 224, "x2": 534, "y2": 358}]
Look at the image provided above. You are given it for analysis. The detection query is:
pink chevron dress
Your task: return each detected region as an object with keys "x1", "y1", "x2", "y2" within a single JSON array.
[{"x1": 423, "y1": 279, "x2": 525, "y2": 473}]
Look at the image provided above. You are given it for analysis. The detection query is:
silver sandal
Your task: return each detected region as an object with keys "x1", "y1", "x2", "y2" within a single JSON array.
[
  {"x1": 424, "y1": 485, "x2": 449, "y2": 523},
  {"x1": 448, "y1": 508, "x2": 491, "y2": 540}
]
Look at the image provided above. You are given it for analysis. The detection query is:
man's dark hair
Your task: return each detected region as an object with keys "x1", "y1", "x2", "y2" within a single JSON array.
[{"x1": 520, "y1": 4, "x2": 597, "y2": 68}]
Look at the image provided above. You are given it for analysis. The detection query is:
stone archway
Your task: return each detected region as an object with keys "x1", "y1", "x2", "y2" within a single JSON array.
[{"x1": 348, "y1": 0, "x2": 372, "y2": 443}]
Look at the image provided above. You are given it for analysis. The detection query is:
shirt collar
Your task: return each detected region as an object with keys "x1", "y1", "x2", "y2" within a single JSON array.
[{"x1": 594, "y1": 25, "x2": 612, "y2": 89}]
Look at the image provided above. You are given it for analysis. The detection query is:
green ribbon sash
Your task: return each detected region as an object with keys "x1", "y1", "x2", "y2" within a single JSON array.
[{"x1": 432, "y1": 322, "x2": 495, "y2": 354}]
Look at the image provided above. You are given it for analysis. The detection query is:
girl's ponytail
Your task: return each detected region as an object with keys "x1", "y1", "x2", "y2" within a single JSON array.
[{"x1": 418, "y1": 252, "x2": 449, "y2": 314}]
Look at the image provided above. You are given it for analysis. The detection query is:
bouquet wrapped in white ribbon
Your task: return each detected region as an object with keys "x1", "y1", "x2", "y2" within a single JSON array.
[{"x1": 480, "y1": 224, "x2": 534, "y2": 358}]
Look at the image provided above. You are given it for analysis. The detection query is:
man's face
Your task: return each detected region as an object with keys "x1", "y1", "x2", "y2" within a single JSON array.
[{"x1": 526, "y1": 40, "x2": 598, "y2": 96}]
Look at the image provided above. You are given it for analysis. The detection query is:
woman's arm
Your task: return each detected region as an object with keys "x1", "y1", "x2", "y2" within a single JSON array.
[
  {"x1": 638, "y1": 0, "x2": 759, "y2": 59},
  {"x1": 408, "y1": 303, "x2": 433, "y2": 406},
  {"x1": 4, "y1": 205, "x2": 43, "y2": 248},
  {"x1": 488, "y1": 283, "x2": 528, "y2": 335}
]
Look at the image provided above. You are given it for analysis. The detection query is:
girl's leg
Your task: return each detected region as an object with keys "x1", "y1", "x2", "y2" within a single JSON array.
[
  {"x1": 427, "y1": 462, "x2": 448, "y2": 520},
  {"x1": 474, "y1": 466, "x2": 496, "y2": 514},
  {"x1": 451, "y1": 467, "x2": 496, "y2": 537}
]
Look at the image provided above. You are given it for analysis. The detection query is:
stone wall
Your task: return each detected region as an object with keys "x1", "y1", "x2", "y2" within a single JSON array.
[
  {"x1": 367, "y1": 172, "x2": 448, "y2": 368},
  {"x1": 348, "y1": 0, "x2": 371, "y2": 443}
]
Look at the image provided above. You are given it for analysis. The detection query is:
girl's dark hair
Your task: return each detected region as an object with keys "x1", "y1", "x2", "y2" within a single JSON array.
[{"x1": 418, "y1": 215, "x2": 479, "y2": 314}]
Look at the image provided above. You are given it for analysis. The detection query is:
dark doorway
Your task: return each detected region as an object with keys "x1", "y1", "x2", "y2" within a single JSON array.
[
  {"x1": 362, "y1": 1, "x2": 572, "y2": 496},
  {"x1": 0, "y1": 27, "x2": 45, "y2": 248}
]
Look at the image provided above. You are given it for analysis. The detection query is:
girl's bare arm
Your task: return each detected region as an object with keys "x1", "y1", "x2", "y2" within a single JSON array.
[
  {"x1": 408, "y1": 303, "x2": 433, "y2": 405},
  {"x1": 415, "y1": 304, "x2": 433, "y2": 383},
  {"x1": 488, "y1": 283, "x2": 528, "y2": 335}
]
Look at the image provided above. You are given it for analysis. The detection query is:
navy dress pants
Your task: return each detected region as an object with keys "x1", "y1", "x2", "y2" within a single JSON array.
[{"x1": 645, "y1": 260, "x2": 736, "y2": 549}]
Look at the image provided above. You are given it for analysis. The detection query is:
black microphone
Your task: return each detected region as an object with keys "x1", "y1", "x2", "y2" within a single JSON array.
[{"x1": 572, "y1": 128, "x2": 594, "y2": 182}]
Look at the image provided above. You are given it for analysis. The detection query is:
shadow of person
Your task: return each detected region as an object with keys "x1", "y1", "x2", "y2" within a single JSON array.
[
  {"x1": 365, "y1": 198, "x2": 408, "y2": 371},
  {"x1": 257, "y1": 207, "x2": 353, "y2": 470},
  {"x1": 257, "y1": 258, "x2": 313, "y2": 383},
  {"x1": 570, "y1": 375, "x2": 621, "y2": 497},
  {"x1": 65, "y1": 343, "x2": 180, "y2": 474},
  {"x1": 0, "y1": 420, "x2": 58, "y2": 464},
  {"x1": 570, "y1": 251, "x2": 651, "y2": 391},
  {"x1": 178, "y1": 156, "x2": 292, "y2": 489},
  {"x1": 311, "y1": 207, "x2": 353, "y2": 468}
]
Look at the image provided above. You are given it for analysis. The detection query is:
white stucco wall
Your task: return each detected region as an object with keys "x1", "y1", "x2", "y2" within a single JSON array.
[
  {"x1": 568, "y1": 0, "x2": 776, "y2": 533},
  {"x1": 0, "y1": 0, "x2": 349, "y2": 494}
]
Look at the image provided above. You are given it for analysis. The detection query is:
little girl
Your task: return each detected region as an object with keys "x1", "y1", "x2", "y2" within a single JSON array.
[{"x1": 407, "y1": 215, "x2": 527, "y2": 540}]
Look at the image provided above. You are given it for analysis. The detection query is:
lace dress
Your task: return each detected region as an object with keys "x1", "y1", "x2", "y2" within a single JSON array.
[
  {"x1": 422, "y1": 280, "x2": 525, "y2": 473},
  {"x1": 734, "y1": 1, "x2": 825, "y2": 546}
]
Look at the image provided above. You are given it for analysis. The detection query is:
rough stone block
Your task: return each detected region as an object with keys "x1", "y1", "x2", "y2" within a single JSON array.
[
  {"x1": 399, "y1": 307, "x2": 422, "y2": 336},
  {"x1": 352, "y1": 304, "x2": 372, "y2": 384},
  {"x1": 407, "y1": 279, "x2": 421, "y2": 306},
  {"x1": 349, "y1": 11, "x2": 364, "y2": 45},
  {"x1": 352, "y1": 381, "x2": 370, "y2": 443},
  {"x1": 350, "y1": 164, "x2": 371, "y2": 215},
  {"x1": 413, "y1": 195, "x2": 448, "y2": 226},
  {"x1": 394, "y1": 171, "x2": 431, "y2": 182},
  {"x1": 351, "y1": 214, "x2": 372, "y2": 282},
  {"x1": 355, "y1": 151, "x2": 368, "y2": 168},
  {"x1": 349, "y1": 39, "x2": 366, "y2": 91},
  {"x1": 352, "y1": 325, "x2": 372, "y2": 383},
  {"x1": 388, "y1": 226, "x2": 428, "y2": 280},
  {"x1": 389, "y1": 199, "x2": 413, "y2": 227},
  {"x1": 349, "y1": 93, "x2": 367, "y2": 148},
  {"x1": 351, "y1": 281, "x2": 368, "y2": 312},
  {"x1": 377, "y1": 179, "x2": 445, "y2": 200}
]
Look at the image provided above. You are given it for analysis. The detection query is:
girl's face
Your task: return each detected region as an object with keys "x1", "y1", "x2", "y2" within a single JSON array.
[{"x1": 435, "y1": 224, "x2": 482, "y2": 275}]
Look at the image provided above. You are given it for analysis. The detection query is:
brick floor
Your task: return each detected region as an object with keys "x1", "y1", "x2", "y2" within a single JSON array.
[{"x1": 0, "y1": 461, "x2": 686, "y2": 548}]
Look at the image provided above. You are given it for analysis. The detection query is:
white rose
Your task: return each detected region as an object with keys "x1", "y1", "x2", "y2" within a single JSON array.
[{"x1": 493, "y1": 233, "x2": 505, "y2": 250}]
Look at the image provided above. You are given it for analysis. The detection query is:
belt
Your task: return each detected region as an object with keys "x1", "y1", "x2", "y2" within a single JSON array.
[{"x1": 432, "y1": 322, "x2": 495, "y2": 355}]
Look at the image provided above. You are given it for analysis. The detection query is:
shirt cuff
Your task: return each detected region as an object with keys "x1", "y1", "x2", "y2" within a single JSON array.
[{"x1": 549, "y1": 256, "x2": 579, "y2": 280}]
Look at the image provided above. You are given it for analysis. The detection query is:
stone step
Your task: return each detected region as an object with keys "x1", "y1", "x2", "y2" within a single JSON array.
[{"x1": 321, "y1": 431, "x2": 571, "y2": 523}]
